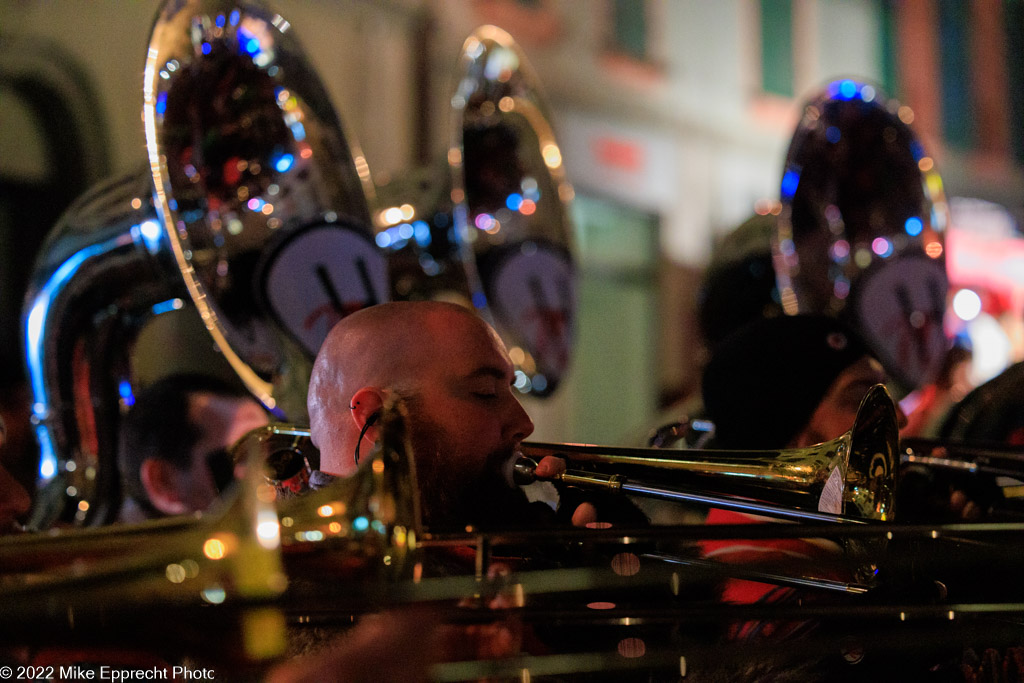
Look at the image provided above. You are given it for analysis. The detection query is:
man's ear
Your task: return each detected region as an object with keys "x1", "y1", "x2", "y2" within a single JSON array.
[
  {"x1": 139, "y1": 458, "x2": 188, "y2": 516},
  {"x1": 348, "y1": 387, "x2": 385, "y2": 442}
]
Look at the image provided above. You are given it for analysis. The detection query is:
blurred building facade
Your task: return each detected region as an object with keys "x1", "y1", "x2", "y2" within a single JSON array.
[{"x1": 1, "y1": 0, "x2": 1022, "y2": 444}]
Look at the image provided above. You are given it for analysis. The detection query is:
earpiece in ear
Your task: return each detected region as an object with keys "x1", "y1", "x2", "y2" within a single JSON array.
[{"x1": 354, "y1": 411, "x2": 381, "y2": 466}]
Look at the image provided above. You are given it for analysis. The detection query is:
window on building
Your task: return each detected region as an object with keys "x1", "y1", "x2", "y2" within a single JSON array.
[
  {"x1": 937, "y1": 0, "x2": 974, "y2": 150},
  {"x1": 879, "y1": 0, "x2": 900, "y2": 98},
  {"x1": 760, "y1": 0, "x2": 794, "y2": 97},
  {"x1": 609, "y1": 0, "x2": 648, "y2": 61}
]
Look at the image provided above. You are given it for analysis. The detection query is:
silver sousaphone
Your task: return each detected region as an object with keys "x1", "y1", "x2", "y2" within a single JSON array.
[
  {"x1": 774, "y1": 79, "x2": 951, "y2": 395},
  {"x1": 451, "y1": 26, "x2": 577, "y2": 397},
  {"x1": 375, "y1": 26, "x2": 578, "y2": 398},
  {"x1": 22, "y1": 0, "x2": 386, "y2": 528}
]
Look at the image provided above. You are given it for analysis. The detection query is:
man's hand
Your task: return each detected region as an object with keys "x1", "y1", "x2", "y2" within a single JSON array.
[
  {"x1": 533, "y1": 456, "x2": 600, "y2": 527},
  {"x1": 532, "y1": 455, "x2": 566, "y2": 479}
]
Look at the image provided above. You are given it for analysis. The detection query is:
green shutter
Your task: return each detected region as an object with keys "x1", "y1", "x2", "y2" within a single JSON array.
[
  {"x1": 879, "y1": 0, "x2": 901, "y2": 98},
  {"x1": 612, "y1": 0, "x2": 648, "y2": 61},
  {"x1": 761, "y1": 0, "x2": 794, "y2": 97},
  {"x1": 938, "y1": 0, "x2": 974, "y2": 149}
]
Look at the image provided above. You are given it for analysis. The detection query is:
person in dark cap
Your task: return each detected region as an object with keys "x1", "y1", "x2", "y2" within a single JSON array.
[
  {"x1": 697, "y1": 314, "x2": 902, "y2": 645},
  {"x1": 701, "y1": 313, "x2": 901, "y2": 451}
]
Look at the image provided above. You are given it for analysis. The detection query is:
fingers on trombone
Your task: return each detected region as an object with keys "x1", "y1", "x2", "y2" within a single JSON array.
[
  {"x1": 571, "y1": 502, "x2": 600, "y2": 527},
  {"x1": 534, "y1": 455, "x2": 567, "y2": 478}
]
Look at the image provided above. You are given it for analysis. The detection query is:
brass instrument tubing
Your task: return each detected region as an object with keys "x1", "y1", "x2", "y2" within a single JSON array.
[
  {"x1": 420, "y1": 521, "x2": 1024, "y2": 545},
  {"x1": 902, "y1": 453, "x2": 978, "y2": 472},
  {"x1": 616, "y1": 478, "x2": 868, "y2": 524},
  {"x1": 537, "y1": 467, "x2": 868, "y2": 524},
  {"x1": 900, "y1": 438, "x2": 1024, "y2": 479},
  {"x1": 641, "y1": 551, "x2": 871, "y2": 594}
]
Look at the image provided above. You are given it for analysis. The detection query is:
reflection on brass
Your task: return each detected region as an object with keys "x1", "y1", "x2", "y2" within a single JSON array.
[{"x1": 450, "y1": 26, "x2": 577, "y2": 397}]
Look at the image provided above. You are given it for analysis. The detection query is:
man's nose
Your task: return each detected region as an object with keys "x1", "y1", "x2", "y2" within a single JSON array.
[{"x1": 506, "y1": 395, "x2": 535, "y2": 443}]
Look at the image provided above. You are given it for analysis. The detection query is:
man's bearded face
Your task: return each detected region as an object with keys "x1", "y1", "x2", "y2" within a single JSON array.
[{"x1": 401, "y1": 392, "x2": 531, "y2": 530}]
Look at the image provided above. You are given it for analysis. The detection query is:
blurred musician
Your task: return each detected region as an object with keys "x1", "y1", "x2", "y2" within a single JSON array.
[
  {"x1": 307, "y1": 300, "x2": 625, "y2": 530},
  {"x1": 117, "y1": 373, "x2": 269, "y2": 521},
  {"x1": 908, "y1": 359, "x2": 1024, "y2": 522},
  {"x1": 698, "y1": 314, "x2": 891, "y2": 639},
  {"x1": 940, "y1": 360, "x2": 1024, "y2": 446},
  {"x1": 701, "y1": 313, "x2": 902, "y2": 453}
]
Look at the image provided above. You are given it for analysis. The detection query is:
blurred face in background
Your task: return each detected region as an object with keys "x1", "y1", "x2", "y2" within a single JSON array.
[
  {"x1": 790, "y1": 356, "x2": 905, "y2": 448},
  {"x1": 176, "y1": 392, "x2": 269, "y2": 512},
  {"x1": 140, "y1": 392, "x2": 268, "y2": 516}
]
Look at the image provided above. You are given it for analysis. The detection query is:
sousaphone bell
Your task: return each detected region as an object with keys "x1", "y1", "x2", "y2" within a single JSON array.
[{"x1": 22, "y1": 0, "x2": 386, "y2": 528}]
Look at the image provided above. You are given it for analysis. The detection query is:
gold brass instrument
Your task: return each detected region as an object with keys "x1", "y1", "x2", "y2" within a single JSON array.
[
  {"x1": 0, "y1": 472, "x2": 289, "y2": 660},
  {"x1": 237, "y1": 385, "x2": 897, "y2": 526},
  {"x1": 236, "y1": 385, "x2": 899, "y2": 527},
  {"x1": 7, "y1": 392, "x2": 1024, "y2": 680},
  {"x1": 516, "y1": 384, "x2": 899, "y2": 524},
  {"x1": 375, "y1": 25, "x2": 578, "y2": 398},
  {"x1": 239, "y1": 424, "x2": 318, "y2": 494},
  {"x1": 0, "y1": 397, "x2": 419, "y2": 660}
]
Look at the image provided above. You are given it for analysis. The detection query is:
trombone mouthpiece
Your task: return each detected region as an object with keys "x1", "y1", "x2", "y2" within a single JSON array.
[{"x1": 512, "y1": 456, "x2": 539, "y2": 486}]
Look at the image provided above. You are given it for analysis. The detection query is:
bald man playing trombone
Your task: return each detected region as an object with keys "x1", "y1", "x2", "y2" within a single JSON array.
[{"x1": 307, "y1": 301, "x2": 614, "y2": 530}]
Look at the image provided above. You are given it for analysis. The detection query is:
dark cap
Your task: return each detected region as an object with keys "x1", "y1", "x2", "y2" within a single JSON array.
[{"x1": 701, "y1": 314, "x2": 871, "y2": 450}]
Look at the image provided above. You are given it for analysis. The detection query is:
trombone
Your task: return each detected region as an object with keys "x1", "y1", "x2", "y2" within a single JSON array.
[
  {"x1": 515, "y1": 384, "x2": 900, "y2": 524},
  {"x1": 245, "y1": 386, "x2": 899, "y2": 529}
]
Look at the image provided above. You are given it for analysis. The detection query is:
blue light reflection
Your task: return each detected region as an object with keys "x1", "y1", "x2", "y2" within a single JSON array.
[
  {"x1": 26, "y1": 237, "x2": 126, "y2": 481},
  {"x1": 273, "y1": 153, "x2": 295, "y2": 173},
  {"x1": 781, "y1": 169, "x2": 801, "y2": 199},
  {"x1": 119, "y1": 380, "x2": 135, "y2": 407},
  {"x1": 838, "y1": 80, "x2": 858, "y2": 100}
]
